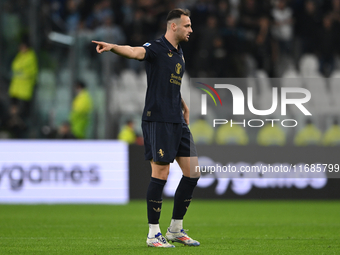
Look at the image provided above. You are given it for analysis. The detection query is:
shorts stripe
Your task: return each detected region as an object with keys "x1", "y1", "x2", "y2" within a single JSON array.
[
  {"x1": 151, "y1": 122, "x2": 156, "y2": 160},
  {"x1": 152, "y1": 122, "x2": 156, "y2": 160},
  {"x1": 150, "y1": 122, "x2": 154, "y2": 160}
]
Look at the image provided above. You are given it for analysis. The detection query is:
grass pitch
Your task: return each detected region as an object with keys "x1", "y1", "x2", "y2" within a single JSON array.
[{"x1": 0, "y1": 200, "x2": 339, "y2": 254}]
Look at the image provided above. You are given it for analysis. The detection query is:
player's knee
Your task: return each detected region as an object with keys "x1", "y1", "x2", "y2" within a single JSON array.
[
  {"x1": 151, "y1": 160, "x2": 170, "y2": 180},
  {"x1": 190, "y1": 163, "x2": 201, "y2": 178},
  {"x1": 191, "y1": 170, "x2": 201, "y2": 179},
  {"x1": 152, "y1": 170, "x2": 169, "y2": 180}
]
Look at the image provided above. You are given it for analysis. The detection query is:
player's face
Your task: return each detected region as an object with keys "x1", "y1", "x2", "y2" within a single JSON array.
[{"x1": 176, "y1": 15, "x2": 193, "y2": 42}]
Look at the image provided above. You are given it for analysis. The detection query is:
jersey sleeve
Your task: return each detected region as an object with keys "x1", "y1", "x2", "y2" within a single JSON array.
[{"x1": 141, "y1": 41, "x2": 158, "y2": 62}]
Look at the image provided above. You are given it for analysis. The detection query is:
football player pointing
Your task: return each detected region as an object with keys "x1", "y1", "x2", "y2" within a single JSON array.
[{"x1": 92, "y1": 8, "x2": 200, "y2": 248}]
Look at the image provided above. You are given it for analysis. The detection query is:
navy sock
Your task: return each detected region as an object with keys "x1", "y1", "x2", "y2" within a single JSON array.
[
  {"x1": 147, "y1": 177, "x2": 166, "y2": 224},
  {"x1": 172, "y1": 175, "x2": 199, "y2": 220}
]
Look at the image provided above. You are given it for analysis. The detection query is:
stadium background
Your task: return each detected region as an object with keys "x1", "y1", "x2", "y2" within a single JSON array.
[
  {"x1": 0, "y1": 1, "x2": 340, "y2": 254},
  {"x1": 1, "y1": 0, "x2": 340, "y2": 141}
]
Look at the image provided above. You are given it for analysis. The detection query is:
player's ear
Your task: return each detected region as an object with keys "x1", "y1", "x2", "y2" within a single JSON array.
[{"x1": 171, "y1": 22, "x2": 177, "y2": 31}]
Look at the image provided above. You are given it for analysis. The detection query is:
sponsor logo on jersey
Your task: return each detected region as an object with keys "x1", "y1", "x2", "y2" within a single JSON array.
[{"x1": 175, "y1": 63, "x2": 182, "y2": 74}]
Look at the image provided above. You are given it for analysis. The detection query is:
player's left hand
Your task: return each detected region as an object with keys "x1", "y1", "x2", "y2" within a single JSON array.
[{"x1": 183, "y1": 109, "x2": 189, "y2": 125}]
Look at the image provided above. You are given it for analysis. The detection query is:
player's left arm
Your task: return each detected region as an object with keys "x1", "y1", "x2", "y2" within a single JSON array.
[{"x1": 181, "y1": 98, "x2": 189, "y2": 125}]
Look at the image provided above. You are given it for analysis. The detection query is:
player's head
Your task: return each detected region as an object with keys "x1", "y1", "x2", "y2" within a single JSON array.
[
  {"x1": 126, "y1": 119, "x2": 134, "y2": 128},
  {"x1": 19, "y1": 34, "x2": 30, "y2": 52},
  {"x1": 59, "y1": 121, "x2": 71, "y2": 134},
  {"x1": 75, "y1": 80, "x2": 86, "y2": 94},
  {"x1": 166, "y1": 8, "x2": 193, "y2": 42}
]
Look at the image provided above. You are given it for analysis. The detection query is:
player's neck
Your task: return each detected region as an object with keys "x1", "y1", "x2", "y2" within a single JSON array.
[{"x1": 164, "y1": 33, "x2": 179, "y2": 50}]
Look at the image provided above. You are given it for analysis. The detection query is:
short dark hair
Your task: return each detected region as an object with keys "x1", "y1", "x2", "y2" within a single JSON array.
[
  {"x1": 21, "y1": 34, "x2": 30, "y2": 47},
  {"x1": 76, "y1": 80, "x2": 86, "y2": 89},
  {"x1": 166, "y1": 8, "x2": 190, "y2": 22}
]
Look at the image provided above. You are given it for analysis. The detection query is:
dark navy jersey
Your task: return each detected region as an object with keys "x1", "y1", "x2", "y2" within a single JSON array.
[{"x1": 141, "y1": 35, "x2": 185, "y2": 123}]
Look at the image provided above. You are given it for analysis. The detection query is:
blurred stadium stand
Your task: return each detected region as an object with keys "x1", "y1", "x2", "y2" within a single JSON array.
[{"x1": 0, "y1": 0, "x2": 340, "y2": 144}]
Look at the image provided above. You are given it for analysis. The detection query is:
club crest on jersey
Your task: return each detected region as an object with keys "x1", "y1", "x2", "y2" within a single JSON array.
[
  {"x1": 168, "y1": 52, "x2": 173, "y2": 57},
  {"x1": 175, "y1": 63, "x2": 182, "y2": 74},
  {"x1": 143, "y1": 42, "x2": 151, "y2": 47}
]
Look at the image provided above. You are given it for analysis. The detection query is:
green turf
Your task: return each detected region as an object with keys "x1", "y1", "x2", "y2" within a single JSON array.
[{"x1": 0, "y1": 200, "x2": 339, "y2": 254}]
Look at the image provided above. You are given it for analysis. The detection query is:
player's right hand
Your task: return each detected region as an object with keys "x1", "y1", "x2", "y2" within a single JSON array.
[{"x1": 92, "y1": 41, "x2": 112, "y2": 54}]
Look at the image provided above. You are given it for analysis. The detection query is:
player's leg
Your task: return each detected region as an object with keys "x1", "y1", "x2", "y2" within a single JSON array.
[
  {"x1": 146, "y1": 161, "x2": 174, "y2": 247},
  {"x1": 171, "y1": 156, "x2": 200, "y2": 232},
  {"x1": 166, "y1": 124, "x2": 200, "y2": 246},
  {"x1": 147, "y1": 161, "x2": 169, "y2": 235},
  {"x1": 143, "y1": 121, "x2": 176, "y2": 247},
  {"x1": 176, "y1": 155, "x2": 200, "y2": 178}
]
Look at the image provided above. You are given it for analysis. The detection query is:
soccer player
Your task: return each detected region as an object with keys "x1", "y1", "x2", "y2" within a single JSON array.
[{"x1": 92, "y1": 8, "x2": 200, "y2": 248}]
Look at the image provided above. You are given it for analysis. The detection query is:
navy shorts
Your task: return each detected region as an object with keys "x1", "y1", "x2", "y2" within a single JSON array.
[{"x1": 142, "y1": 121, "x2": 198, "y2": 163}]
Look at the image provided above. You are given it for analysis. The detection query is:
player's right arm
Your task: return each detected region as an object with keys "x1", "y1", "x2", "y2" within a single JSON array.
[{"x1": 92, "y1": 41, "x2": 146, "y2": 60}]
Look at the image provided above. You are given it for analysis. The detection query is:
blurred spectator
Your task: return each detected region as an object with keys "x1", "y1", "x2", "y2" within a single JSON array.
[
  {"x1": 215, "y1": 123, "x2": 249, "y2": 145},
  {"x1": 41, "y1": 125, "x2": 57, "y2": 139},
  {"x1": 65, "y1": 0, "x2": 80, "y2": 33},
  {"x1": 294, "y1": 119, "x2": 322, "y2": 146},
  {"x1": 5, "y1": 103, "x2": 27, "y2": 138},
  {"x1": 57, "y1": 121, "x2": 76, "y2": 139},
  {"x1": 94, "y1": 15, "x2": 126, "y2": 74},
  {"x1": 271, "y1": 0, "x2": 294, "y2": 76},
  {"x1": 190, "y1": 117, "x2": 214, "y2": 144},
  {"x1": 208, "y1": 37, "x2": 228, "y2": 77},
  {"x1": 137, "y1": 0, "x2": 163, "y2": 37},
  {"x1": 322, "y1": 118, "x2": 340, "y2": 146},
  {"x1": 295, "y1": 0, "x2": 322, "y2": 55},
  {"x1": 0, "y1": 96, "x2": 8, "y2": 132},
  {"x1": 190, "y1": 0, "x2": 212, "y2": 29},
  {"x1": 329, "y1": 0, "x2": 340, "y2": 55},
  {"x1": 271, "y1": 0, "x2": 293, "y2": 56},
  {"x1": 216, "y1": 0, "x2": 231, "y2": 27},
  {"x1": 69, "y1": 80, "x2": 93, "y2": 139},
  {"x1": 88, "y1": 0, "x2": 114, "y2": 29},
  {"x1": 94, "y1": 16, "x2": 125, "y2": 44},
  {"x1": 0, "y1": 87, "x2": 10, "y2": 138},
  {"x1": 8, "y1": 35, "x2": 38, "y2": 121},
  {"x1": 40, "y1": 121, "x2": 75, "y2": 139},
  {"x1": 239, "y1": 0, "x2": 270, "y2": 71},
  {"x1": 318, "y1": 15, "x2": 336, "y2": 77},
  {"x1": 229, "y1": 0, "x2": 241, "y2": 17},
  {"x1": 48, "y1": 0, "x2": 68, "y2": 32},
  {"x1": 121, "y1": 0, "x2": 135, "y2": 26},
  {"x1": 118, "y1": 119, "x2": 136, "y2": 144},
  {"x1": 2, "y1": 1, "x2": 22, "y2": 76},
  {"x1": 194, "y1": 15, "x2": 220, "y2": 76},
  {"x1": 257, "y1": 123, "x2": 286, "y2": 146},
  {"x1": 125, "y1": 9, "x2": 149, "y2": 45},
  {"x1": 220, "y1": 14, "x2": 247, "y2": 77},
  {"x1": 124, "y1": 9, "x2": 148, "y2": 72}
]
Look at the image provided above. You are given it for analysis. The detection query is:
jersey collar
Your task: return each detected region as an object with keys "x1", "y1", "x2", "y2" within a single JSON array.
[{"x1": 161, "y1": 35, "x2": 182, "y2": 54}]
